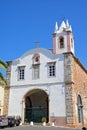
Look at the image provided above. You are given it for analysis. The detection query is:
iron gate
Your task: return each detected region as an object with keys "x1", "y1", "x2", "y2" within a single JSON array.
[{"x1": 25, "y1": 106, "x2": 48, "y2": 123}]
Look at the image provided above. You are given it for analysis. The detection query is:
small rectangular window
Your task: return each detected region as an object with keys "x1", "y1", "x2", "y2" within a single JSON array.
[
  {"x1": 18, "y1": 66, "x2": 25, "y2": 80},
  {"x1": 48, "y1": 62, "x2": 56, "y2": 77}
]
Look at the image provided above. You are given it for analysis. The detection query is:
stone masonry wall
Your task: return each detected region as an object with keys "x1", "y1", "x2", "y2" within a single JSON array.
[
  {"x1": 3, "y1": 87, "x2": 10, "y2": 116},
  {"x1": 6, "y1": 61, "x2": 12, "y2": 86},
  {"x1": 72, "y1": 57, "x2": 87, "y2": 127},
  {"x1": 64, "y1": 53, "x2": 74, "y2": 126},
  {"x1": 3, "y1": 61, "x2": 12, "y2": 116},
  {"x1": 64, "y1": 53, "x2": 87, "y2": 128}
]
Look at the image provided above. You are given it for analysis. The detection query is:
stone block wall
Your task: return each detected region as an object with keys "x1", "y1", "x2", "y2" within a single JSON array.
[
  {"x1": 3, "y1": 61, "x2": 12, "y2": 116},
  {"x1": 64, "y1": 53, "x2": 74, "y2": 126},
  {"x1": 3, "y1": 87, "x2": 10, "y2": 116},
  {"x1": 6, "y1": 61, "x2": 12, "y2": 86},
  {"x1": 0, "y1": 85, "x2": 4, "y2": 115},
  {"x1": 64, "y1": 52, "x2": 87, "y2": 128},
  {"x1": 72, "y1": 56, "x2": 87, "y2": 127}
]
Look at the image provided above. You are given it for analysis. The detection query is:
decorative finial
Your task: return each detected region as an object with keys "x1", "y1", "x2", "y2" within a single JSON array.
[
  {"x1": 69, "y1": 25, "x2": 72, "y2": 32},
  {"x1": 61, "y1": 21, "x2": 66, "y2": 28},
  {"x1": 54, "y1": 22, "x2": 58, "y2": 33},
  {"x1": 66, "y1": 19, "x2": 69, "y2": 27}
]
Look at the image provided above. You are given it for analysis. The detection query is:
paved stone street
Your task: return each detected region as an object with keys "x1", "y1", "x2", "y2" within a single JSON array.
[{"x1": 1, "y1": 125, "x2": 82, "y2": 130}]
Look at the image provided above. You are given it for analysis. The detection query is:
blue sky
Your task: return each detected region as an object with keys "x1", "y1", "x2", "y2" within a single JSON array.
[{"x1": 0, "y1": 0, "x2": 87, "y2": 68}]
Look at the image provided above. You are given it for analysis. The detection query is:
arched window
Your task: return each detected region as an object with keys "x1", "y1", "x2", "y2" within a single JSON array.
[
  {"x1": 59, "y1": 37, "x2": 64, "y2": 49},
  {"x1": 77, "y1": 95, "x2": 83, "y2": 123},
  {"x1": 32, "y1": 53, "x2": 40, "y2": 64}
]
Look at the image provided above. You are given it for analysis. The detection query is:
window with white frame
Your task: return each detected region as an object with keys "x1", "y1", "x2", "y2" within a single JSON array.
[
  {"x1": 18, "y1": 66, "x2": 25, "y2": 80},
  {"x1": 48, "y1": 62, "x2": 56, "y2": 77},
  {"x1": 32, "y1": 64, "x2": 39, "y2": 79}
]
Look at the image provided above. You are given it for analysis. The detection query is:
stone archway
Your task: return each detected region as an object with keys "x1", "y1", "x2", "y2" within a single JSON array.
[{"x1": 24, "y1": 89, "x2": 49, "y2": 123}]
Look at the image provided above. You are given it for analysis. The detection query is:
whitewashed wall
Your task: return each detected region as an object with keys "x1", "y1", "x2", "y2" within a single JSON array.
[
  {"x1": 8, "y1": 48, "x2": 66, "y2": 118},
  {"x1": 10, "y1": 48, "x2": 64, "y2": 86},
  {"x1": 8, "y1": 84, "x2": 66, "y2": 118}
]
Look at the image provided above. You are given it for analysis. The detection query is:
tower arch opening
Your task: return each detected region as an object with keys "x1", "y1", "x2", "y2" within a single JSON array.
[
  {"x1": 59, "y1": 36, "x2": 64, "y2": 49},
  {"x1": 24, "y1": 89, "x2": 49, "y2": 123}
]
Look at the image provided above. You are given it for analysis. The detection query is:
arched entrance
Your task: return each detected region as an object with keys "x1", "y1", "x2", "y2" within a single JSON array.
[
  {"x1": 24, "y1": 89, "x2": 49, "y2": 123},
  {"x1": 77, "y1": 95, "x2": 83, "y2": 124}
]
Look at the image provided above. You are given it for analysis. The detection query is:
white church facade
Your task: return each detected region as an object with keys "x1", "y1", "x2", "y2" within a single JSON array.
[{"x1": 4, "y1": 20, "x2": 87, "y2": 127}]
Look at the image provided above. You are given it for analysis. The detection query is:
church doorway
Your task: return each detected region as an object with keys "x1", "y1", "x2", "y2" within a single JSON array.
[{"x1": 24, "y1": 89, "x2": 49, "y2": 123}]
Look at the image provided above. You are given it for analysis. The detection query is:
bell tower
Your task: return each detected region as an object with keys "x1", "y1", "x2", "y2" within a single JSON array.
[{"x1": 52, "y1": 20, "x2": 74, "y2": 55}]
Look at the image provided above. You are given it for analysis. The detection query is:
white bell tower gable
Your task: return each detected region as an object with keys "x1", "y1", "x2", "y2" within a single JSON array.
[{"x1": 53, "y1": 20, "x2": 74, "y2": 55}]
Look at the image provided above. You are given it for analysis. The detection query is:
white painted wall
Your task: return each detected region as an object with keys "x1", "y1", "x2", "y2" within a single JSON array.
[
  {"x1": 55, "y1": 32, "x2": 69, "y2": 54},
  {"x1": 8, "y1": 84, "x2": 66, "y2": 118},
  {"x1": 49, "y1": 84, "x2": 66, "y2": 117},
  {"x1": 53, "y1": 32, "x2": 74, "y2": 55},
  {"x1": 8, "y1": 48, "x2": 66, "y2": 119},
  {"x1": 10, "y1": 48, "x2": 64, "y2": 86}
]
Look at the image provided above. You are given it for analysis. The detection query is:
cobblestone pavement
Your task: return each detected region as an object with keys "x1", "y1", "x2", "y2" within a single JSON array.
[{"x1": 1, "y1": 125, "x2": 82, "y2": 130}]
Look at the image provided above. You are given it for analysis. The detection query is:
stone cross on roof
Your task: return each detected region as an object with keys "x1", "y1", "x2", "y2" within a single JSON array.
[{"x1": 35, "y1": 40, "x2": 39, "y2": 48}]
